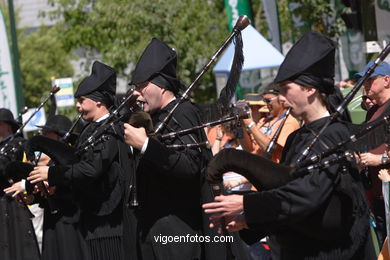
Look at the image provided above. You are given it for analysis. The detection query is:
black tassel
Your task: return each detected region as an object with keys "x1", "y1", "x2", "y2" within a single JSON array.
[{"x1": 196, "y1": 31, "x2": 244, "y2": 124}]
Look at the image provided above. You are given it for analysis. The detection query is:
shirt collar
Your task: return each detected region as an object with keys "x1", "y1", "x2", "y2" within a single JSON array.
[{"x1": 95, "y1": 113, "x2": 110, "y2": 123}]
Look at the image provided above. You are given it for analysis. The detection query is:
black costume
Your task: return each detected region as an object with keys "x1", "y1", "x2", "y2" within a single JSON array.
[
  {"x1": 0, "y1": 109, "x2": 40, "y2": 260},
  {"x1": 46, "y1": 61, "x2": 130, "y2": 260},
  {"x1": 242, "y1": 118, "x2": 373, "y2": 259},
  {"x1": 250, "y1": 31, "x2": 373, "y2": 259},
  {"x1": 22, "y1": 115, "x2": 89, "y2": 260},
  {"x1": 125, "y1": 38, "x2": 215, "y2": 260},
  {"x1": 132, "y1": 100, "x2": 209, "y2": 259},
  {"x1": 206, "y1": 31, "x2": 375, "y2": 259},
  {"x1": 39, "y1": 184, "x2": 89, "y2": 260},
  {"x1": 126, "y1": 38, "x2": 244, "y2": 259}
]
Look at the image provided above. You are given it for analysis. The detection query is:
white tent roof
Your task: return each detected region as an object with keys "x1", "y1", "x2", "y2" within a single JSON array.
[{"x1": 213, "y1": 24, "x2": 284, "y2": 72}]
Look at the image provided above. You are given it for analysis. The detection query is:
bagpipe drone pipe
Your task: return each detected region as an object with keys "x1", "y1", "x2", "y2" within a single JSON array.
[
  {"x1": 295, "y1": 42, "x2": 390, "y2": 164},
  {"x1": 70, "y1": 14, "x2": 249, "y2": 152},
  {"x1": 1, "y1": 87, "x2": 61, "y2": 217},
  {"x1": 4, "y1": 100, "x2": 141, "y2": 182},
  {"x1": 208, "y1": 42, "x2": 390, "y2": 192},
  {"x1": 6, "y1": 16, "x2": 249, "y2": 218},
  {"x1": 206, "y1": 108, "x2": 390, "y2": 192}
]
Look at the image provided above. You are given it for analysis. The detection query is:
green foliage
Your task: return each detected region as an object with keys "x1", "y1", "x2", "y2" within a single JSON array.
[
  {"x1": 1, "y1": 4, "x2": 75, "y2": 116},
  {"x1": 275, "y1": 0, "x2": 295, "y2": 42},
  {"x1": 6, "y1": 0, "x2": 348, "y2": 109},
  {"x1": 254, "y1": 0, "x2": 346, "y2": 45},
  {"x1": 46, "y1": 0, "x2": 227, "y2": 102},
  {"x1": 19, "y1": 26, "x2": 74, "y2": 108},
  {"x1": 297, "y1": 0, "x2": 346, "y2": 38}
]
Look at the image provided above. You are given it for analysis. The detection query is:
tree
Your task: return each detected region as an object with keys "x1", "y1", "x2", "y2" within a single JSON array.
[
  {"x1": 1, "y1": 3, "x2": 75, "y2": 115},
  {"x1": 250, "y1": 0, "x2": 346, "y2": 46},
  {"x1": 45, "y1": 0, "x2": 227, "y2": 102},
  {"x1": 18, "y1": 26, "x2": 74, "y2": 109},
  {"x1": 294, "y1": 0, "x2": 346, "y2": 38}
]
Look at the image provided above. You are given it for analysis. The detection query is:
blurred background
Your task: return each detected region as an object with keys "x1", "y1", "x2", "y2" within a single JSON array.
[{"x1": 0, "y1": 0, "x2": 389, "y2": 131}]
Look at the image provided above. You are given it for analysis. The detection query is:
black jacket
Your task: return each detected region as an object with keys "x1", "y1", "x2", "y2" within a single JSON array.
[
  {"x1": 0, "y1": 135, "x2": 40, "y2": 260},
  {"x1": 128, "y1": 100, "x2": 210, "y2": 260},
  {"x1": 242, "y1": 117, "x2": 374, "y2": 259},
  {"x1": 48, "y1": 119, "x2": 130, "y2": 242}
]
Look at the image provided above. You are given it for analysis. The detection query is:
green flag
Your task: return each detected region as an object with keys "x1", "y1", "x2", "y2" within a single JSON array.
[
  {"x1": 224, "y1": 0, "x2": 253, "y2": 32},
  {"x1": 224, "y1": 0, "x2": 253, "y2": 99}
]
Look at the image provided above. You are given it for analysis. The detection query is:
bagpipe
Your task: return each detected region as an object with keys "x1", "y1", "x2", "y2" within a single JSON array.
[
  {"x1": 207, "y1": 112, "x2": 390, "y2": 192},
  {"x1": 60, "y1": 112, "x2": 83, "y2": 144},
  {"x1": 160, "y1": 101, "x2": 251, "y2": 149},
  {"x1": 38, "y1": 15, "x2": 250, "y2": 155},
  {"x1": 9, "y1": 16, "x2": 249, "y2": 213},
  {"x1": 153, "y1": 15, "x2": 249, "y2": 135},
  {"x1": 295, "y1": 43, "x2": 390, "y2": 164},
  {"x1": 128, "y1": 15, "x2": 249, "y2": 208},
  {"x1": 5, "y1": 112, "x2": 84, "y2": 215},
  {"x1": 206, "y1": 42, "x2": 390, "y2": 193},
  {"x1": 23, "y1": 90, "x2": 146, "y2": 166},
  {"x1": 147, "y1": 15, "x2": 249, "y2": 149},
  {"x1": 0, "y1": 87, "x2": 60, "y2": 160},
  {"x1": 2, "y1": 86, "x2": 60, "y2": 217}
]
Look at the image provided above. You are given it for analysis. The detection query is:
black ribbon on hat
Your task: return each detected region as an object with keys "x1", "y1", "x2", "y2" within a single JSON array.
[
  {"x1": 292, "y1": 73, "x2": 335, "y2": 95},
  {"x1": 85, "y1": 90, "x2": 114, "y2": 107}
]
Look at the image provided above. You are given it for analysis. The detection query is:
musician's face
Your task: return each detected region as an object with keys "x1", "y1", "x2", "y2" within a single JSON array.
[
  {"x1": 279, "y1": 81, "x2": 311, "y2": 119},
  {"x1": 134, "y1": 82, "x2": 166, "y2": 114},
  {"x1": 76, "y1": 96, "x2": 99, "y2": 122},
  {"x1": 364, "y1": 75, "x2": 389, "y2": 105},
  {"x1": 0, "y1": 121, "x2": 12, "y2": 138}
]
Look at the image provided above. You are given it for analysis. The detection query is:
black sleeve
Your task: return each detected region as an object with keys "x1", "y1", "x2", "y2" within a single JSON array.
[
  {"x1": 242, "y1": 123, "x2": 349, "y2": 232},
  {"x1": 243, "y1": 164, "x2": 338, "y2": 231},
  {"x1": 48, "y1": 134, "x2": 118, "y2": 186},
  {"x1": 141, "y1": 103, "x2": 205, "y2": 180}
]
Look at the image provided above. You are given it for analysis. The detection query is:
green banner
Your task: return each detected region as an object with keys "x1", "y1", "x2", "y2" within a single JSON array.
[{"x1": 224, "y1": 0, "x2": 253, "y2": 32}]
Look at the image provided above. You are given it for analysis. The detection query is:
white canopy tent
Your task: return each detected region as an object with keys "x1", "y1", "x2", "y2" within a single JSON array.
[{"x1": 213, "y1": 24, "x2": 284, "y2": 95}]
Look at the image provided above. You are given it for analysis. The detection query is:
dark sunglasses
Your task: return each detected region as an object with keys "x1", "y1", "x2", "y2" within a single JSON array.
[{"x1": 263, "y1": 97, "x2": 278, "y2": 103}]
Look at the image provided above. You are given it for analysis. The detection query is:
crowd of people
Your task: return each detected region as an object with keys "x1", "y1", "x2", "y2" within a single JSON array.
[{"x1": 0, "y1": 30, "x2": 390, "y2": 260}]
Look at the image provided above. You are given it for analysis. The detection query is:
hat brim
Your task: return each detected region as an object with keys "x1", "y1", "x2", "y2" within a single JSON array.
[
  {"x1": 354, "y1": 71, "x2": 382, "y2": 80},
  {"x1": 258, "y1": 107, "x2": 270, "y2": 113},
  {"x1": 248, "y1": 101, "x2": 266, "y2": 106}
]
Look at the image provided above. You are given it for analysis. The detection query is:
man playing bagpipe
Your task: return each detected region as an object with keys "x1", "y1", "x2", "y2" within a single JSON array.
[
  {"x1": 6, "y1": 114, "x2": 90, "y2": 260},
  {"x1": 203, "y1": 31, "x2": 376, "y2": 259},
  {"x1": 0, "y1": 108, "x2": 40, "y2": 260},
  {"x1": 123, "y1": 38, "x2": 213, "y2": 260},
  {"x1": 27, "y1": 61, "x2": 132, "y2": 260}
]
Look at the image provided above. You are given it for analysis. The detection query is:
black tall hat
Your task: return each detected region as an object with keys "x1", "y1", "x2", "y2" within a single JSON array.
[
  {"x1": 129, "y1": 38, "x2": 182, "y2": 94},
  {"x1": 36, "y1": 115, "x2": 73, "y2": 137},
  {"x1": 274, "y1": 31, "x2": 336, "y2": 94},
  {"x1": 0, "y1": 108, "x2": 20, "y2": 133},
  {"x1": 75, "y1": 61, "x2": 116, "y2": 100}
]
